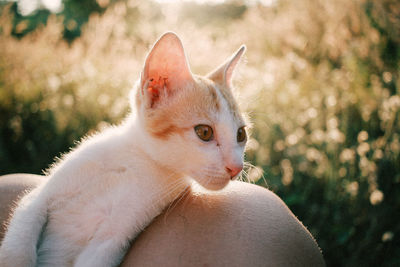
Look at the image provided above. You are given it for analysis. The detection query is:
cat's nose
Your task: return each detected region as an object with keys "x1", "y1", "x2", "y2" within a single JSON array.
[{"x1": 225, "y1": 164, "x2": 243, "y2": 179}]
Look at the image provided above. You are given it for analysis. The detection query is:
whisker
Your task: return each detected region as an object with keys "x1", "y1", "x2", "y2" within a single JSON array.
[
  {"x1": 243, "y1": 161, "x2": 268, "y2": 187},
  {"x1": 163, "y1": 185, "x2": 191, "y2": 220},
  {"x1": 240, "y1": 165, "x2": 251, "y2": 183},
  {"x1": 244, "y1": 172, "x2": 250, "y2": 183},
  {"x1": 155, "y1": 179, "x2": 187, "y2": 205},
  {"x1": 150, "y1": 178, "x2": 189, "y2": 214},
  {"x1": 150, "y1": 176, "x2": 180, "y2": 199},
  {"x1": 242, "y1": 162, "x2": 255, "y2": 184},
  {"x1": 158, "y1": 181, "x2": 189, "y2": 223}
]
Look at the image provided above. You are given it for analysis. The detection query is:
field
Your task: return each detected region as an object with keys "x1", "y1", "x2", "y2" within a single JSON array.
[{"x1": 0, "y1": 0, "x2": 399, "y2": 265}]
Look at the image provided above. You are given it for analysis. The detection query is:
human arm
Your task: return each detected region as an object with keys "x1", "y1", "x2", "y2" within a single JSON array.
[{"x1": 0, "y1": 174, "x2": 325, "y2": 266}]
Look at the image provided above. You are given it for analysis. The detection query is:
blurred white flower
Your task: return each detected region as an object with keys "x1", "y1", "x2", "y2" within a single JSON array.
[
  {"x1": 248, "y1": 166, "x2": 264, "y2": 182},
  {"x1": 357, "y1": 142, "x2": 370, "y2": 156},
  {"x1": 389, "y1": 95, "x2": 400, "y2": 111},
  {"x1": 328, "y1": 128, "x2": 345, "y2": 143},
  {"x1": 382, "y1": 231, "x2": 394, "y2": 242},
  {"x1": 62, "y1": 95, "x2": 74, "y2": 107},
  {"x1": 346, "y1": 181, "x2": 358, "y2": 197},
  {"x1": 246, "y1": 138, "x2": 260, "y2": 151},
  {"x1": 306, "y1": 148, "x2": 322, "y2": 162},
  {"x1": 311, "y1": 129, "x2": 325, "y2": 144},
  {"x1": 357, "y1": 131, "x2": 369, "y2": 143},
  {"x1": 286, "y1": 134, "x2": 299, "y2": 146},
  {"x1": 370, "y1": 189, "x2": 384, "y2": 205},
  {"x1": 307, "y1": 107, "x2": 318, "y2": 119},
  {"x1": 382, "y1": 72, "x2": 392, "y2": 83},
  {"x1": 327, "y1": 117, "x2": 339, "y2": 129},
  {"x1": 340, "y1": 148, "x2": 355, "y2": 163},
  {"x1": 47, "y1": 75, "x2": 61, "y2": 92},
  {"x1": 274, "y1": 140, "x2": 285, "y2": 152},
  {"x1": 373, "y1": 149, "x2": 383, "y2": 160},
  {"x1": 280, "y1": 159, "x2": 293, "y2": 186},
  {"x1": 326, "y1": 95, "x2": 337, "y2": 107}
]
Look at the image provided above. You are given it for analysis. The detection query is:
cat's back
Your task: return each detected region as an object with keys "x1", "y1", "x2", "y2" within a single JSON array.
[{"x1": 45, "y1": 123, "x2": 138, "y2": 187}]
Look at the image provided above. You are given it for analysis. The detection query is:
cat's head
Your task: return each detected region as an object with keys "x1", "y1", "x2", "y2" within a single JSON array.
[{"x1": 134, "y1": 32, "x2": 248, "y2": 190}]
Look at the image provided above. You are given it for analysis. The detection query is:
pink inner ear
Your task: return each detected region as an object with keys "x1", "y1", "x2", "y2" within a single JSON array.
[
  {"x1": 142, "y1": 33, "x2": 193, "y2": 107},
  {"x1": 147, "y1": 77, "x2": 169, "y2": 107},
  {"x1": 146, "y1": 54, "x2": 192, "y2": 90},
  {"x1": 207, "y1": 45, "x2": 245, "y2": 87}
]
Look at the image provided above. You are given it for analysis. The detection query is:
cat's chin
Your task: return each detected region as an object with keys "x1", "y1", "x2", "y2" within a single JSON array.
[{"x1": 196, "y1": 177, "x2": 231, "y2": 191}]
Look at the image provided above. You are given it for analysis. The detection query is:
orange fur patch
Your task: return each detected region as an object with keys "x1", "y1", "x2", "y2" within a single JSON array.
[{"x1": 139, "y1": 75, "x2": 244, "y2": 139}]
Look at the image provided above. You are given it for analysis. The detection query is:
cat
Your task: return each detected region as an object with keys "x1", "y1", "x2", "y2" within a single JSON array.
[{"x1": 0, "y1": 32, "x2": 248, "y2": 267}]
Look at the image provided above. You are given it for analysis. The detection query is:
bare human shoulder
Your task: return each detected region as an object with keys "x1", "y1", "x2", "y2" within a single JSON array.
[
  {"x1": 124, "y1": 179, "x2": 326, "y2": 267},
  {"x1": 0, "y1": 174, "x2": 325, "y2": 266}
]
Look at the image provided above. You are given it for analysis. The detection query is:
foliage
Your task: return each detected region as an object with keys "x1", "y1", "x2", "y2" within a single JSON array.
[
  {"x1": 0, "y1": 0, "x2": 399, "y2": 266},
  {"x1": 2, "y1": 0, "x2": 110, "y2": 41}
]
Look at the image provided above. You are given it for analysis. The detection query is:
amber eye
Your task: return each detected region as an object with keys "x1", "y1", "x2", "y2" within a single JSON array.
[
  {"x1": 194, "y1": 125, "x2": 214, "y2": 142},
  {"x1": 237, "y1": 126, "x2": 247, "y2": 143}
]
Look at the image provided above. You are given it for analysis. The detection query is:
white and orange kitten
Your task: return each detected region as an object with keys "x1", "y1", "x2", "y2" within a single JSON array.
[{"x1": 0, "y1": 32, "x2": 248, "y2": 267}]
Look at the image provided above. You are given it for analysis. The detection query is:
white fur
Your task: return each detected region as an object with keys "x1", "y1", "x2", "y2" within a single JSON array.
[
  {"x1": 0, "y1": 32, "x2": 246, "y2": 267},
  {"x1": 0, "y1": 116, "x2": 192, "y2": 267}
]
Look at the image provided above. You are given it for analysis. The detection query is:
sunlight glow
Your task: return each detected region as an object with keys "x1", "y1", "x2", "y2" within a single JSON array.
[
  {"x1": 41, "y1": 0, "x2": 63, "y2": 13},
  {"x1": 155, "y1": 0, "x2": 225, "y2": 3},
  {"x1": 18, "y1": 0, "x2": 38, "y2": 16},
  {"x1": 154, "y1": 0, "x2": 277, "y2": 6},
  {"x1": 17, "y1": 0, "x2": 62, "y2": 16}
]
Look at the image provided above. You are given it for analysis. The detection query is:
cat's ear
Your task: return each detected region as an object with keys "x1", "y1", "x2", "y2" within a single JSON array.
[
  {"x1": 140, "y1": 32, "x2": 194, "y2": 108},
  {"x1": 207, "y1": 45, "x2": 246, "y2": 88}
]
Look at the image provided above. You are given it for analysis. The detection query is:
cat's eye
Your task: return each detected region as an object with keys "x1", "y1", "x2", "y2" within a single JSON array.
[
  {"x1": 237, "y1": 126, "x2": 247, "y2": 143},
  {"x1": 194, "y1": 125, "x2": 214, "y2": 142}
]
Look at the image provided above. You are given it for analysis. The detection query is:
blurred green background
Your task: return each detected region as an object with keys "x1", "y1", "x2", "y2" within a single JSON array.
[{"x1": 0, "y1": 0, "x2": 399, "y2": 265}]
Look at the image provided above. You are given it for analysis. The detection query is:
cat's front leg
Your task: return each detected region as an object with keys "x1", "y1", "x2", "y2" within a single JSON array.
[
  {"x1": 73, "y1": 236, "x2": 130, "y2": 267},
  {"x1": 0, "y1": 185, "x2": 48, "y2": 267}
]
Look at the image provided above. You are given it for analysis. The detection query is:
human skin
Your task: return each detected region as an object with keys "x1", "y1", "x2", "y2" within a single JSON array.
[{"x1": 0, "y1": 174, "x2": 325, "y2": 266}]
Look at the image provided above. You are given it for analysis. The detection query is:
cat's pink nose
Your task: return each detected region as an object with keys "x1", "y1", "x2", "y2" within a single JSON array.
[{"x1": 225, "y1": 164, "x2": 243, "y2": 179}]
